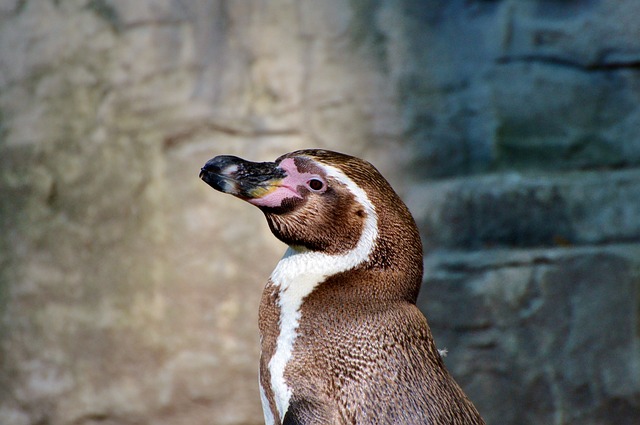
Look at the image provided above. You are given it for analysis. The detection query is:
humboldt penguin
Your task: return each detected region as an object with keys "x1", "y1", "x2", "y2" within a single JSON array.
[{"x1": 199, "y1": 149, "x2": 485, "y2": 425}]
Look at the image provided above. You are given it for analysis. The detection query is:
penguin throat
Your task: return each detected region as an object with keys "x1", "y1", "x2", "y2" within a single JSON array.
[{"x1": 265, "y1": 165, "x2": 379, "y2": 421}]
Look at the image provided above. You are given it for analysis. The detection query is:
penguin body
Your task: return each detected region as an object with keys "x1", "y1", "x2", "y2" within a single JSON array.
[{"x1": 200, "y1": 150, "x2": 485, "y2": 425}]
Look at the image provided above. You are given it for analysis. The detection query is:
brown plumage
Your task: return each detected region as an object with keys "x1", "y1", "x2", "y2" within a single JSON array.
[{"x1": 200, "y1": 149, "x2": 485, "y2": 425}]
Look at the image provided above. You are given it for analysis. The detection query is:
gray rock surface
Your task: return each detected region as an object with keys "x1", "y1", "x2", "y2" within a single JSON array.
[
  {"x1": 421, "y1": 245, "x2": 640, "y2": 425},
  {"x1": 407, "y1": 169, "x2": 640, "y2": 250},
  {"x1": 1, "y1": 1, "x2": 639, "y2": 424}
]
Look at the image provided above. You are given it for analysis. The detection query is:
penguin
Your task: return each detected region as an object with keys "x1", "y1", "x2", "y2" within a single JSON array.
[{"x1": 199, "y1": 149, "x2": 485, "y2": 425}]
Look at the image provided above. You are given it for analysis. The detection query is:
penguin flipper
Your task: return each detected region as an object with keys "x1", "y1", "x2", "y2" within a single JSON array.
[
  {"x1": 282, "y1": 409, "x2": 303, "y2": 425},
  {"x1": 282, "y1": 398, "x2": 342, "y2": 425}
]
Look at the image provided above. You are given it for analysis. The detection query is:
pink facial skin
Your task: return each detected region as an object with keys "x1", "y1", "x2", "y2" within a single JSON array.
[{"x1": 247, "y1": 158, "x2": 324, "y2": 208}]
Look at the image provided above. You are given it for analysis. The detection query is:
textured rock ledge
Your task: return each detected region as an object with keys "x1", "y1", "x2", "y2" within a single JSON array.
[
  {"x1": 420, "y1": 244, "x2": 640, "y2": 425},
  {"x1": 407, "y1": 169, "x2": 640, "y2": 250}
]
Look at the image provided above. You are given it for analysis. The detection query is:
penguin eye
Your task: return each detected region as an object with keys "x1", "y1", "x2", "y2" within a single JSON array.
[{"x1": 307, "y1": 179, "x2": 324, "y2": 191}]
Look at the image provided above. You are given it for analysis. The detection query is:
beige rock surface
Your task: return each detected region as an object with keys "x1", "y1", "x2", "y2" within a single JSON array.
[
  {"x1": 2, "y1": 1, "x2": 640, "y2": 424},
  {"x1": 0, "y1": 1, "x2": 404, "y2": 424}
]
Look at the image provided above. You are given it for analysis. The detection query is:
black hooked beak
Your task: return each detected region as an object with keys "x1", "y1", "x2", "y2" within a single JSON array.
[{"x1": 199, "y1": 155, "x2": 287, "y2": 200}]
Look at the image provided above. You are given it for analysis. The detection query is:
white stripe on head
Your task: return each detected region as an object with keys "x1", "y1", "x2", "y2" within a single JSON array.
[{"x1": 267, "y1": 163, "x2": 379, "y2": 419}]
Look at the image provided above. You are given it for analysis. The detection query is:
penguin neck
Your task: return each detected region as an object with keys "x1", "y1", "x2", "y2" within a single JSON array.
[
  {"x1": 271, "y1": 217, "x2": 423, "y2": 305},
  {"x1": 364, "y1": 201, "x2": 425, "y2": 303}
]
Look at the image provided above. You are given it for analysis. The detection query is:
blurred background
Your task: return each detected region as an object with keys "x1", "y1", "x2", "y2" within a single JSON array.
[{"x1": 1, "y1": 1, "x2": 639, "y2": 424}]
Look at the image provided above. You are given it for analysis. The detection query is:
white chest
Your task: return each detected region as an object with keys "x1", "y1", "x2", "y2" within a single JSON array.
[
  {"x1": 267, "y1": 249, "x2": 326, "y2": 420},
  {"x1": 266, "y1": 231, "x2": 379, "y2": 419}
]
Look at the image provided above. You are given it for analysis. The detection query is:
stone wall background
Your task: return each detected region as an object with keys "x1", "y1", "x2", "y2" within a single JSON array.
[{"x1": 0, "y1": 1, "x2": 638, "y2": 424}]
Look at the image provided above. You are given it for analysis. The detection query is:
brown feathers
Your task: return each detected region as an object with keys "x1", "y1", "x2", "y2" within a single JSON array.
[{"x1": 201, "y1": 149, "x2": 485, "y2": 424}]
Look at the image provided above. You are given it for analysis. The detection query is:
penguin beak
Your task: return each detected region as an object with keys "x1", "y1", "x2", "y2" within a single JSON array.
[{"x1": 199, "y1": 155, "x2": 289, "y2": 203}]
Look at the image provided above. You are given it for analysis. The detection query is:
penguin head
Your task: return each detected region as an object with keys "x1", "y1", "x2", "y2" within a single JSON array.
[
  {"x1": 201, "y1": 149, "x2": 424, "y2": 299},
  {"x1": 200, "y1": 149, "x2": 376, "y2": 255}
]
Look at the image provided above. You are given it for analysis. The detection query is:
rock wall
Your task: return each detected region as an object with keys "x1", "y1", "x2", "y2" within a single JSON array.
[
  {"x1": 398, "y1": 2, "x2": 640, "y2": 424},
  {"x1": 0, "y1": 1, "x2": 638, "y2": 424}
]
